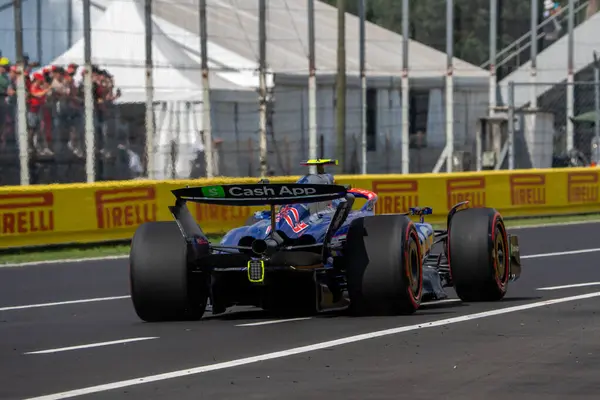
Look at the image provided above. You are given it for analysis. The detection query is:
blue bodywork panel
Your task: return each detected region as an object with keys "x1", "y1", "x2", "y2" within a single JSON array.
[{"x1": 219, "y1": 173, "x2": 448, "y2": 301}]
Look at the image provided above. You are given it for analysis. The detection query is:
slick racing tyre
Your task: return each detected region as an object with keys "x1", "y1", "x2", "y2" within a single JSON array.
[
  {"x1": 345, "y1": 215, "x2": 423, "y2": 316},
  {"x1": 448, "y1": 207, "x2": 510, "y2": 302},
  {"x1": 130, "y1": 221, "x2": 208, "y2": 322}
]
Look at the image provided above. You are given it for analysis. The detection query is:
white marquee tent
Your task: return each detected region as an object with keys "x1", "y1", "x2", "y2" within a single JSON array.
[{"x1": 49, "y1": 0, "x2": 261, "y2": 179}]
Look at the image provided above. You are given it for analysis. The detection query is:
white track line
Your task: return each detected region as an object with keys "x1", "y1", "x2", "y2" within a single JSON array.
[
  {"x1": 1, "y1": 219, "x2": 599, "y2": 269},
  {"x1": 2, "y1": 248, "x2": 598, "y2": 313},
  {"x1": 1, "y1": 246, "x2": 596, "y2": 269},
  {"x1": 508, "y1": 218, "x2": 600, "y2": 230},
  {"x1": 23, "y1": 291, "x2": 600, "y2": 400},
  {"x1": 237, "y1": 300, "x2": 462, "y2": 326},
  {"x1": 24, "y1": 337, "x2": 159, "y2": 355},
  {"x1": 0, "y1": 296, "x2": 130, "y2": 312},
  {"x1": 421, "y1": 298, "x2": 462, "y2": 306},
  {"x1": 537, "y1": 282, "x2": 600, "y2": 291},
  {"x1": 521, "y1": 248, "x2": 600, "y2": 259},
  {"x1": 0, "y1": 255, "x2": 128, "y2": 268},
  {"x1": 236, "y1": 317, "x2": 312, "y2": 327}
]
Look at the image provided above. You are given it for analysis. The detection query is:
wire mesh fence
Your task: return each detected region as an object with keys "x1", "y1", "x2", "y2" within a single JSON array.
[
  {"x1": 4, "y1": 0, "x2": 573, "y2": 186},
  {"x1": 505, "y1": 81, "x2": 600, "y2": 171}
]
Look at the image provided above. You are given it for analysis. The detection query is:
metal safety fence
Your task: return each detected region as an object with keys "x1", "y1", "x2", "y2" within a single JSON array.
[
  {"x1": 4, "y1": 0, "x2": 596, "y2": 186},
  {"x1": 0, "y1": 0, "x2": 495, "y2": 186},
  {"x1": 499, "y1": 81, "x2": 600, "y2": 173}
]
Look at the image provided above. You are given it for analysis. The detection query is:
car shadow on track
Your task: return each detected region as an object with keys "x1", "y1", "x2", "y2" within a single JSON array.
[
  {"x1": 205, "y1": 306, "x2": 461, "y2": 323},
  {"x1": 497, "y1": 296, "x2": 543, "y2": 302},
  {"x1": 203, "y1": 309, "x2": 278, "y2": 321}
]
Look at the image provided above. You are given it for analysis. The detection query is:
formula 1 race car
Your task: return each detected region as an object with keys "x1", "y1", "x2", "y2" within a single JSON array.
[{"x1": 129, "y1": 159, "x2": 522, "y2": 321}]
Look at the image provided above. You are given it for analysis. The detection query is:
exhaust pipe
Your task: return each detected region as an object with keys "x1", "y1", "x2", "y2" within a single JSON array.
[{"x1": 251, "y1": 238, "x2": 277, "y2": 255}]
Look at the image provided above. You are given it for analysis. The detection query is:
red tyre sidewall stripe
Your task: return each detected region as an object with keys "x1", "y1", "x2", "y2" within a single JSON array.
[
  {"x1": 405, "y1": 222, "x2": 423, "y2": 308},
  {"x1": 447, "y1": 221, "x2": 453, "y2": 282},
  {"x1": 491, "y1": 212, "x2": 510, "y2": 291}
]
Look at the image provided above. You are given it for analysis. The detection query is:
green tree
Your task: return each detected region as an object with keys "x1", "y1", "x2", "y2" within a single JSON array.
[{"x1": 322, "y1": 0, "x2": 538, "y2": 67}]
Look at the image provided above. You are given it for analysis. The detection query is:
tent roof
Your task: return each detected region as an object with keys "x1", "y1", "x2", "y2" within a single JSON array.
[
  {"x1": 572, "y1": 110, "x2": 599, "y2": 123},
  {"x1": 152, "y1": 0, "x2": 487, "y2": 80},
  {"x1": 50, "y1": 0, "x2": 251, "y2": 102}
]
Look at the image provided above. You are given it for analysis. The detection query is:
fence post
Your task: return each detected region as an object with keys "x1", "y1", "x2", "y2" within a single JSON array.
[
  {"x1": 200, "y1": 0, "x2": 213, "y2": 178},
  {"x1": 359, "y1": 0, "x2": 367, "y2": 174},
  {"x1": 594, "y1": 53, "x2": 600, "y2": 164},
  {"x1": 14, "y1": 0, "x2": 29, "y2": 185},
  {"x1": 258, "y1": 0, "x2": 268, "y2": 178},
  {"x1": 401, "y1": 0, "x2": 410, "y2": 174},
  {"x1": 488, "y1": 0, "x2": 497, "y2": 116},
  {"x1": 307, "y1": 0, "x2": 317, "y2": 174},
  {"x1": 507, "y1": 81, "x2": 515, "y2": 170},
  {"x1": 445, "y1": 0, "x2": 454, "y2": 173},
  {"x1": 566, "y1": 0, "x2": 575, "y2": 151},
  {"x1": 144, "y1": 0, "x2": 155, "y2": 180},
  {"x1": 83, "y1": 0, "x2": 95, "y2": 183}
]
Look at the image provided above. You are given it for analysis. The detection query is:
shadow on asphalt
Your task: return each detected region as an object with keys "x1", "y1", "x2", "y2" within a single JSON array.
[{"x1": 498, "y1": 296, "x2": 543, "y2": 302}]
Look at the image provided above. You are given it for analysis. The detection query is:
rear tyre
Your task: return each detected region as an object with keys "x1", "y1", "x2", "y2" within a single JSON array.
[
  {"x1": 130, "y1": 221, "x2": 208, "y2": 322},
  {"x1": 345, "y1": 215, "x2": 423, "y2": 316},
  {"x1": 448, "y1": 207, "x2": 510, "y2": 302}
]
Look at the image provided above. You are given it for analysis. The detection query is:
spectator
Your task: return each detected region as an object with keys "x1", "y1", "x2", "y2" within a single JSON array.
[
  {"x1": 63, "y1": 68, "x2": 84, "y2": 158},
  {"x1": 0, "y1": 57, "x2": 9, "y2": 149},
  {"x1": 27, "y1": 72, "x2": 52, "y2": 155},
  {"x1": 1, "y1": 66, "x2": 16, "y2": 150}
]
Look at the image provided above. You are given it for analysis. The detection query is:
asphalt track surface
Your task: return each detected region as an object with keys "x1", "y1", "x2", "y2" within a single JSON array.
[{"x1": 1, "y1": 223, "x2": 600, "y2": 400}]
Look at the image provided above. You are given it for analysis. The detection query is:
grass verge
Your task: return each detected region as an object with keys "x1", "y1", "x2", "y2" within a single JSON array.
[{"x1": 2, "y1": 214, "x2": 600, "y2": 265}]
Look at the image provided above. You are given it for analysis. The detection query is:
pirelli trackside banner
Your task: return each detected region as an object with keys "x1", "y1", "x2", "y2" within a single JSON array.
[{"x1": 0, "y1": 168, "x2": 599, "y2": 248}]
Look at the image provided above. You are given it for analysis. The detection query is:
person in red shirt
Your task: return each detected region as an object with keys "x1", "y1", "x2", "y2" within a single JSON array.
[
  {"x1": 27, "y1": 72, "x2": 51, "y2": 155},
  {"x1": 62, "y1": 69, "x2": 84, "y2": 158}
]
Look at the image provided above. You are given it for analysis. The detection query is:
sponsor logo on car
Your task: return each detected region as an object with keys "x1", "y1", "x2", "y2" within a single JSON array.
[
  {"x1": 201, "y1": 185, "x2": 226, "y2": 198},
  {"x1": 229, "y1": 185, "x2": 318, "y2": 197},
  {"x1": 200, "y1": 185, "x2": 322, "y2": 198}
]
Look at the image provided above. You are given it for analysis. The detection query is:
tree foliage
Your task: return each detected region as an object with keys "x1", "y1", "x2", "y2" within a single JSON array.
[{"x1": 322, "y1": 0, "x2": 545, "y2": 67}]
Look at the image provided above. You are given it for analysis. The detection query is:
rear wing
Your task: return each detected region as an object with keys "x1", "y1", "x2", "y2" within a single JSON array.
[{"x1": 172, "y1": 183, "x2": 348, "y2": 206}]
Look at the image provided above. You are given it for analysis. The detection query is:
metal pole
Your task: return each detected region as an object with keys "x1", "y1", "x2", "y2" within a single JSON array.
[
  {"x1": 566, "y1": 0, "x2": 575, "y2": 151},
  {"x1": 200, "y1": 0, "x2": 214, "y2": 178},
  {"x1": 530, "y1": 0, "x2": 538, "y2": 99},
  {"x1": 401, "y1": 0, "x2": 409, "y2": 174},
  {"x1": 14, "y1": 0, "x2": 29, "y2": 185},
  {"x1": 67, "y1": 0, "x2": 73, "y2": 47},
  {"x1": 144, "y1": 0, "x2": 155, "y2": 179},
  {"x1": 529, "y1": 0, "x2": 538, "y2": 147},
  {"x1": 488, "y1": 0, "x2": 497, "y2": 115},
  {"x1": 594, "y1": 52, "x2": 600, "y2": 165},
  {"x1": 36, "y1": 0, "x2": 42, "y2": 63},
  {"x1": 258, "y1": 0, "x2": 268, "y2": 178},
  {"x1": 83, "y1": 0, "x2": 95, "y2": 182},
  {"x1": 308, "y1": 0, "x2": 317, "y2": 174},
  {"x1": 359, "y1": 0, "x2": 366, "y2": 174},
  {"x1": 508, "y1": 81, "x2": 515, "y2": 169},
  {"x1": 445, "y1": 0, "x2": 454, "y2": 173},
  {"x1": 336, "y1": 0, "x2": 346, "y2": 172}
]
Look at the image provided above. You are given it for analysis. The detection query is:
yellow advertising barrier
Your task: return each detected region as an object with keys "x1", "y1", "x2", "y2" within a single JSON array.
[{"x1": 0, "y1": 168, "x2": 599, "y2": 249}]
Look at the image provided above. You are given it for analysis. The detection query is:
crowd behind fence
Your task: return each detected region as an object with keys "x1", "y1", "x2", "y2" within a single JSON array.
[
  {"x1": 0, "y1": 58, "x2": 139, "y2": 185},
  {"x1": 2, "y1": 64, "x2": 600, "y2": 186}
]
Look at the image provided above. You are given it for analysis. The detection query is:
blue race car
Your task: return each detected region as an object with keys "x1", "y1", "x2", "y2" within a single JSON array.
[{"x1": 129, "y1": 159, "x2": 522, "y2": 322}]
